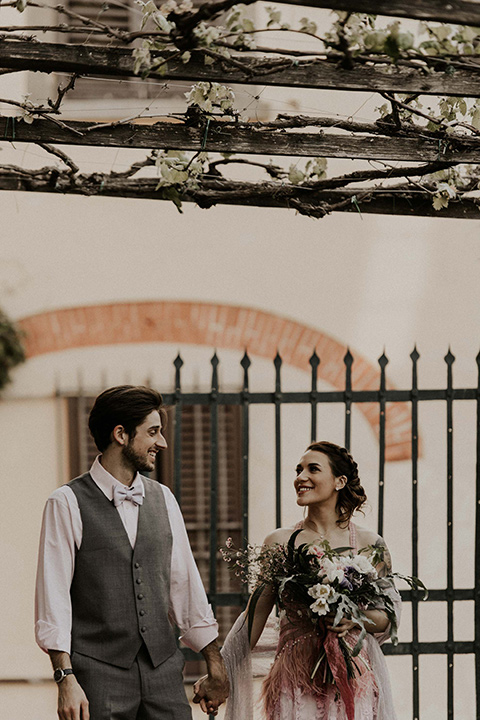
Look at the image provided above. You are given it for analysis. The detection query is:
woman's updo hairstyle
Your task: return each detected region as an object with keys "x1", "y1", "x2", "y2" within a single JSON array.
[{"x1": 306, "y1": 441, "x2": 367, "y2": 527}]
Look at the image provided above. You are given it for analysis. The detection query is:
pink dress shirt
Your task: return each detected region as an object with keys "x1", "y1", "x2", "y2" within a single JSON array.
[{"x1": 35, "y1": 456, "x2": 218, "y2": 655}]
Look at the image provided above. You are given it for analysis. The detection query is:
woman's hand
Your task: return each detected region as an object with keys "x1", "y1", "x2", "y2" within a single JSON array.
[{"x1": 324, "y1": 612, "x2": 356, "y2": 638}]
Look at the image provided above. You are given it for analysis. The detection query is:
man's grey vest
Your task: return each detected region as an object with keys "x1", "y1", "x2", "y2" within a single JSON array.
[{"x1": 68, "y1": 473, "x2": 177, "y2": 669}]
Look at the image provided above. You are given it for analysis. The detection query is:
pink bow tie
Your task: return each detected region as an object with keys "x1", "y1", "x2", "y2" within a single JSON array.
[{"x1": 112, "y1": 484, "x2": 144, "y2": 507}]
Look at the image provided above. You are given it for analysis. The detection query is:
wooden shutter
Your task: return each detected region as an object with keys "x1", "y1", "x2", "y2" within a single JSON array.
[
  {"x1": 157, "y1": 404, "x2": 244, "y2": 649},
  {"x1": 67, "y1": 395, "x2": 98, "y2": 477}
]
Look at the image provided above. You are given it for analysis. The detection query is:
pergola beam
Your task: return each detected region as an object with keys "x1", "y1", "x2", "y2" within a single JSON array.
[
  {"x1": 261, "y1": 0, "x2": 480, "y2": 26},
  {"x1": 2, "y1": 41, "x2": 480, "y2": 97},
  {"x1": 2, "y1": 116, "x2": 480, "y2": 163},
  {"x1": 1, "y1": 169, "x2": 478, "y2": 218}
]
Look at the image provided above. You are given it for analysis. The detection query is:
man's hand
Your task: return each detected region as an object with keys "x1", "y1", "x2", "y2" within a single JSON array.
[
  {"x1": 57, "y1": 675, "x2": 89, "y2": 720},
  {"x1": 193, "y1": 640, "x2": 229, "y2": 715},
  {"x1": 49, "y1": 650, "x2": 89, "y2": 720},
  {"x1": 193, "y1": 671, "x2": 229, "y2": 716}
]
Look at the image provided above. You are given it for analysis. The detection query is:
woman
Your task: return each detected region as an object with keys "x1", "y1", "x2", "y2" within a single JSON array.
[{"x1": 218, "y1": 441, "x2": 401, "y2": 720}]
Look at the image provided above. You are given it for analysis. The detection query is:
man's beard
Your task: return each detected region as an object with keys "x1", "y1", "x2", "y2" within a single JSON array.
[{"x1": 122, "y1": 440, "x2": 154, "y2": 473}]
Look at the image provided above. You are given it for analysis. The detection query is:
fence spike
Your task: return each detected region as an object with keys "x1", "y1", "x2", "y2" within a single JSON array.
[
  {"x1": 174, "y1": 352, "x2": 184, "y2": 370},
  {"x1": 173, "y1": 352, "x2": 183, "y2": 394},
  {"x1": 211, "y1": 350, "x2": 219, "y2": 391},
  {"x1": 241, "y1": 349, "x2": 251, "y2": 370},
  {"x1": 344, "y1": 348, "x2": 353, "y2": 367},
  {"x1": 309, "y1": 349, "x2": 320, "y2": 369},
  {"x1": 410, "y1": 345, "x2": 420, "y2": 363},
  {"x1": 378, "y1": 351, "x2": 389, "y2": 369},
  {"x1": 445, "y1": 347, "x2": 456, "y2": 365}
]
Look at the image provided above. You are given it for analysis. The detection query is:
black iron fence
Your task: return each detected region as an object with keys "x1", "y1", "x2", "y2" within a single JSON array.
[{"x1": 154, "y1": 347, "x2": 479, "y2": 720}]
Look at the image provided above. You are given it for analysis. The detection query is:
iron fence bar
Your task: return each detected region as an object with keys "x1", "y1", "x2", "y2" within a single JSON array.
[
  {"x1": 160, "y1": 387, "x2": 480, "y2": 406},
  {"x1": 77, "y1": 375, "x2": 89, "y2": 470},
  {"x1": 383, "y1": 641, "x2": 474, "y2": 655},
  {"x1": 183, "y1": 639, "x2": 476, "y2": 662},
  {"x1": 410, "y1": 347, "x2": 420, "y2": 720},
  {"x1": 209, "y1": 588, "x2": 473, "y2": 604},
  {"x1": 274, "y1": 352, "x2": 283, "y2": 528},
  {"x1": 475, "y1": 352, "x2": 480, "y2": 718},
  {"x1": 310, "y1": 350, "x2": 320, "y2": 442},
  {"x1": 344, "y1": 350, "x2": 353, "y2": 450},
  {"x1": 445, "y1": 349, "x2": 455, "y2": 720},
  {"x1": 378, "y1": 352, "x2": 388, "y2": 538},
  {"x1": 173, "y1": 354, "x2": 184, "y2": 504},
  {"x1": 241, "y1": 351, "x2": 251, "y2": 550},
  {"x1": 209, "y1": 352, "x2": 219, "y2": 613}
]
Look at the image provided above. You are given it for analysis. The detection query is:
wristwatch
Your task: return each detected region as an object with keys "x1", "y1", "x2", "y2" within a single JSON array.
[{"x1": 53, "y1": 668, "x2": 74, "y2": 683}]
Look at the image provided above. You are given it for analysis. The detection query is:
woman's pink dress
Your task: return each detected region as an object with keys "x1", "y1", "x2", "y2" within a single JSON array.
[
  {"x1": 220, "y1": 522, "x2": 401, "y2": 720},
  {"x1": 262, "y1": 524, "x2": 381, "y2": 720}
]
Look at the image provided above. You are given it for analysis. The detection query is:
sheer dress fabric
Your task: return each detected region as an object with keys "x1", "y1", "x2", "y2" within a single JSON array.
[{"x1": 221, "y1": 523, "x2": 401, "y2": 720}]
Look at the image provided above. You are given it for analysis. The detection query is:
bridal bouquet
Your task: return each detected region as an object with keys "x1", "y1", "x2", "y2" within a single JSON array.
[{"x1": 221, "y1": 530, "x2": 426, "y2": 682}]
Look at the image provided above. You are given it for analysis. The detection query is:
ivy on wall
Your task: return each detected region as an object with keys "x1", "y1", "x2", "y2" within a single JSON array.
[{"x1": 0, "y1": 311, "x2": 26, "y2": 391}]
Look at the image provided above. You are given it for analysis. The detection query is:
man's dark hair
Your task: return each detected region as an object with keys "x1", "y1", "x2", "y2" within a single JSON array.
[{"x1": 88, "y1": 385, "x2": 166, "y2": 452}]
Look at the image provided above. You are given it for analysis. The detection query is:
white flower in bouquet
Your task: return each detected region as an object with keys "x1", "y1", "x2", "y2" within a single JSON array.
[
  {"x1": 310, "y1": 597, "x2": 330, "y2": 616},
  {"x1": 308, "y1": 583, "x2": 339, "y2": 617},
  {"x1": 349, "y1": 554, "x2": 377, "y2": 576},
  {"x1": 321, "y1": 557, "x2": 346, "y2": 584}
]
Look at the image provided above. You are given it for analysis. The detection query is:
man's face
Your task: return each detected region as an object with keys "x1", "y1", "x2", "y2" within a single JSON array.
[{"x1": 121, "y1": 409, "x2": 167, "y2": 473}]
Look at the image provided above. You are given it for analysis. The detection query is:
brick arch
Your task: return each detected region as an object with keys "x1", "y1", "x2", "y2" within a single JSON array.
[{"x1": 18, "y1": 301, "x2": 411, "y2": 461}]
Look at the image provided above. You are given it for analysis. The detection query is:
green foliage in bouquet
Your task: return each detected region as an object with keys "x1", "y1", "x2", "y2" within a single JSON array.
[{"x1": 221, "y1": 529, "x2": 427, "y2": 681}]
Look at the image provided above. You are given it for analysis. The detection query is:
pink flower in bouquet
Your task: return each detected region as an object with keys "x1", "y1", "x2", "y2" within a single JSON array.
[{"x1": 307, "y1": 545, "x2": 325, "y2": 560}]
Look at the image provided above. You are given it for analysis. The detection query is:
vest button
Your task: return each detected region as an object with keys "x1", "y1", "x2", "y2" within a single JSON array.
[
  {"x1": 139, "y1": 609, "x2": 146, "y2": 616},
  {"x1": 134, "y1": 562, "x2": 140, "y2": 569},
  {"x1": 141, "y1": 626, "x2": 147, "y2": 633},
  {"x1": 137, "y1": 594, "x2": 144, "y2": 600},
  {"x1": 136, "y1": 579, "x2": 142, "y2": 584}
]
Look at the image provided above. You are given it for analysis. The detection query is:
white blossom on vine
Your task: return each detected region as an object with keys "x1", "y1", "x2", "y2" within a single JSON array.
[{"x1": 185, "y1": 82, "x2": 235, "y2": 114}]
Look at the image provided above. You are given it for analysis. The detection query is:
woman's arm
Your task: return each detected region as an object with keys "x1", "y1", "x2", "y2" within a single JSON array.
[
  {"x1": 247, "y1": 528, "x2": 291, "y2": 649},
  {"x1": 247, "y1": 584, "x2": 277, "y2": 650},
  {"x1": 325, "y1": 607, "x2": 389, "y2": 638}
]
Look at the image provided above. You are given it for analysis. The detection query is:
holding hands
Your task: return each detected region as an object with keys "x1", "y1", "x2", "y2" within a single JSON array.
[
  {"x1": 193, "y1": 671, "x2": 229, "y2": 716},
  {"x1": 193, "y1": 639, "x2": 229, "y2": 716}
]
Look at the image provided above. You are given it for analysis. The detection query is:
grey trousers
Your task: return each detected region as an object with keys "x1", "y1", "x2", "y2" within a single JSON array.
[{"x1": 71, "y1": 645, "x2": 193, "y2": 720}]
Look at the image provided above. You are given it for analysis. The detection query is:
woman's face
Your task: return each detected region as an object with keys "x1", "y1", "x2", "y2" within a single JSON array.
[{"x1": 294, "y1": 450, "x2": 344, "y2": 507}]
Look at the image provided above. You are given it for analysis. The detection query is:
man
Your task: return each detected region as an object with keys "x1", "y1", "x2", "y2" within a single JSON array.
[{"x1": 35, "y1": 385, "x2": 229, "y2": 720}]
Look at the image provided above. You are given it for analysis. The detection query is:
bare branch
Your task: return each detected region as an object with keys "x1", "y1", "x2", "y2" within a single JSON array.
[
  {"x1": 206, "y1": 157, "x2": 286, "y2": 179},
  {"x1": 48, "y1": 73, "x2": 78, "y2": 112},
  {"x1": 37, "y1": 143, "x2": 79, "y2": 173},
  {"x1": 380, "y1": 92, "x2": 444, "y2": 127},
  {"x1": 305, "y1": 160, "x2": 455, "y2": 191}
]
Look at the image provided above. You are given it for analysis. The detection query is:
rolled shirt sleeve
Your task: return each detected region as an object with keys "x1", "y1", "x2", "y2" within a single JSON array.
[
  {"x1": 35, "y1": 487, "x2": 80, "y2": 654},
  {"x1": 164, "y1": 487, "x2": 219, "y2": 653}
]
